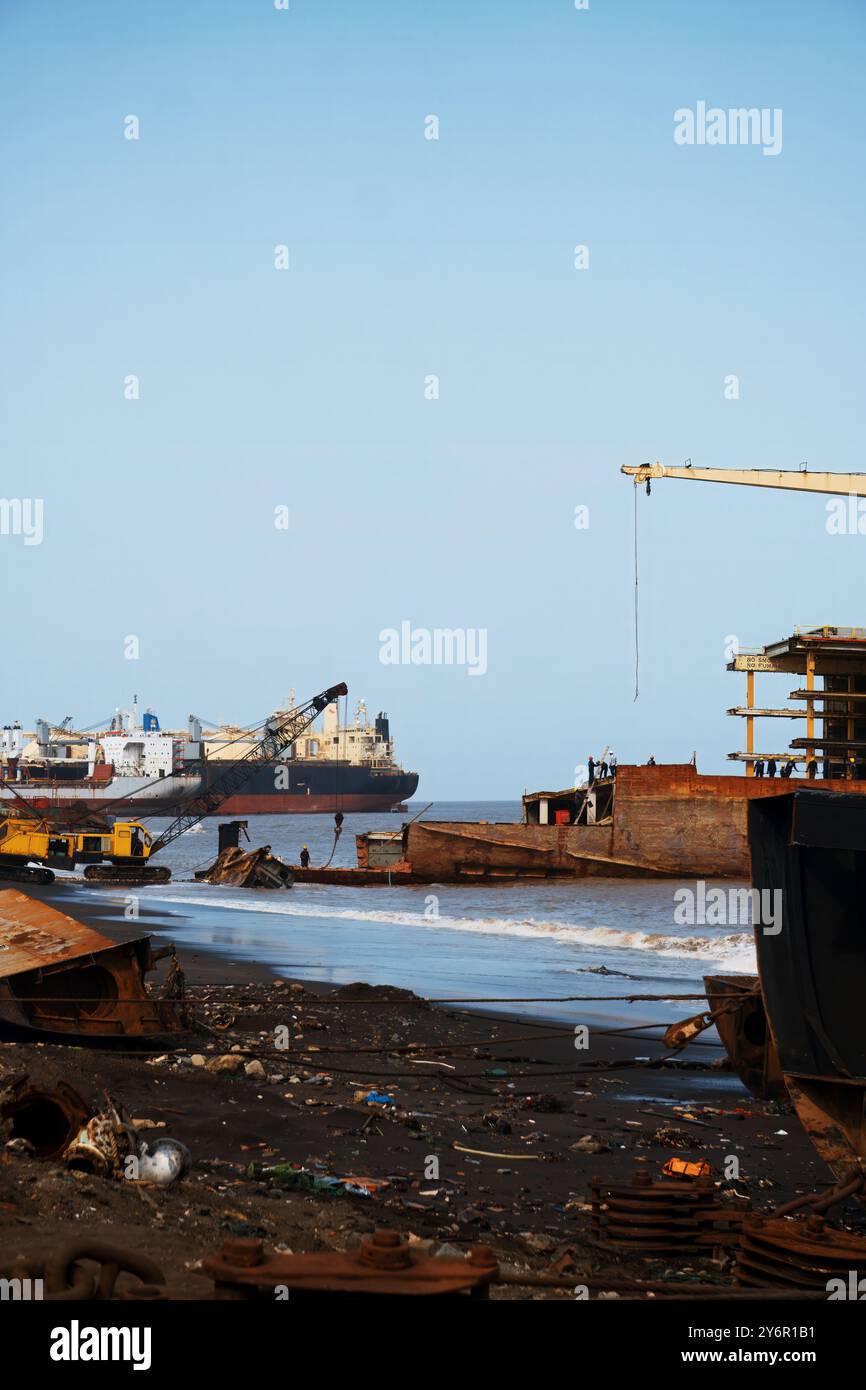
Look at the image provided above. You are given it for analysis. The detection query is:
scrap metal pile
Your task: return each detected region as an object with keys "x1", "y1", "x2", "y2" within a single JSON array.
[
  {"x1": 1, "y1": 1072, "x2": 190, "y2": 1184},
  {"x1": 590, "y1": 1168, "x2": 743, "y2": 1255},
  {"x1": 195, "y1": 845, "x2": 294, "y2": 889}
]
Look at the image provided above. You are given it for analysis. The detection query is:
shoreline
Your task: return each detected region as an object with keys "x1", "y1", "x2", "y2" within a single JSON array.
[{"x1": 30, "y1": 879, "x2": 731, "y2": 1044}]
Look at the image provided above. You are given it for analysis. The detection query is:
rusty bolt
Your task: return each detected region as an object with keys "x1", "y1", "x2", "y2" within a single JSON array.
[
  {"x1": 360, "y1": 1229, "x2": 412, "y2": 1271},
  {"x1": 372, "y1": 1230, "x2": 401, "y2": 1247},
  {"x1": 220, "y1": 1238, "x2": 264, "y2": 1268},
  {"x1": 468, "y1": 1245, "x2": 497, "y2": 1271}
]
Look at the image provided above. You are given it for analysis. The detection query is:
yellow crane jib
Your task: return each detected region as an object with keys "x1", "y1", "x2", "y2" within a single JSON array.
[{"x1": 621, "y1": 462, "x2": 866, "y2": 497}]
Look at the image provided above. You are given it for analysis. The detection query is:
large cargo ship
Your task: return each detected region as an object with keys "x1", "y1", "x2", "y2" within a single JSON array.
[
  {"x1": 0, "y1": 705, "x2": 203, "y2": 816},
  {"x1": 193, "y1": 696, "x2": 418, "y2": 813},
  {"x1": 0, "y1": 694, "x2": 418, "y2": 817}
]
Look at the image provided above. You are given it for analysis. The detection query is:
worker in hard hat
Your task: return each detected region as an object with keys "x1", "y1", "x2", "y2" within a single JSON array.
[{"x1": 299, "y1": 846, "x2": 311, "y2": 868}]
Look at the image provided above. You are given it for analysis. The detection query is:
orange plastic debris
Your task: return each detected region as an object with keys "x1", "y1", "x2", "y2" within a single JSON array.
[{"x1": 661, "y1": 1157, "x2": 712, "y2": 1179}]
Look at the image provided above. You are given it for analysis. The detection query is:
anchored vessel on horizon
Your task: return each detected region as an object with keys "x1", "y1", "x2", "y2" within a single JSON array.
[{"x1": 0, "y1": 693, "x2": 418, "y2": 816}]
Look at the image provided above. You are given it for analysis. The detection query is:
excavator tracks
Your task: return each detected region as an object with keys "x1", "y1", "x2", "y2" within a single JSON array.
[
  {"x1": 0, "y1": 864, "x2": 55, "y2": 886},
  {"x1": 83, "y1": 865, "x2": 172, "y2": 886}
]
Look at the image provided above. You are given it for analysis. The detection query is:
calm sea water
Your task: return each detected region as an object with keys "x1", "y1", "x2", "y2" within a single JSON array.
[{"x1": 74, "y1": 801, "x2": 755, "y2": 1031}]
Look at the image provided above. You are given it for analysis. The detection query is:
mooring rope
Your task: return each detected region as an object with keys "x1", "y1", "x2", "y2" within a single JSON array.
[{"x1": 319, "y1": 820, "x2": 343, "y2": 870}]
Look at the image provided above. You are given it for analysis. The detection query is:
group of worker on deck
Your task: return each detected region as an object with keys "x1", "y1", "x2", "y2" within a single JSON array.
[
  {"x1": 752, "y1": 756, "x2": 803, "y2": 778},
  {"x1": 585, "y1": 753, "x2": 850, "y2": 783},
  {"x1": 587, "y1": 751, "x2": 616, "y2": 784},
  {"x1": 753, "y1": 756, "x2": 855, "y2": 780}
]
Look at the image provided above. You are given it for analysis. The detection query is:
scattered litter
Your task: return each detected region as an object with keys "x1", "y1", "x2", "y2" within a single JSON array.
[
  {"x1": 569, "y1": 1134, "x2": 610, "y2": 1155},
  {"x1": 453, "y1": 1142, "x2": 541, "y2": 1160},
  {"x1": 661, "y1": 1157, "x2": 712, "y2": 1179},
  {"x1": 248, "y1": 1161, "x2": 390, "y2": 1198},
  {"x1": 354, "y1": 1090, "x2": 396, "y2": 1107}
]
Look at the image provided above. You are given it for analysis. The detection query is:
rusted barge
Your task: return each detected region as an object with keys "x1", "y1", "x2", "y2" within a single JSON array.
[
  {"x1": 293, "y1": 759, "x2": 866, "y2": 885},
  {"x1": 295, "y1": 626, "x2": 866, "y2": 884},
  {"x1": 0, "y1": 890, "x2": 183, "y2": 1047}
]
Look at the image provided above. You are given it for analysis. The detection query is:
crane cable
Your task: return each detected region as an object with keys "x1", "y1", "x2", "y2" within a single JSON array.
[
  {"x1": 633, "y1": 480, "x2": 640, "y2": 701},
  {"x1": 317, "y1": 691, "x2": 347, "y2": 869}
]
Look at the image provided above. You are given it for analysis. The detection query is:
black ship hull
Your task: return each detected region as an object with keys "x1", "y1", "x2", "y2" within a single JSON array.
[{"x1": 200, "y1": 758, "x2": 418, "y2": 814}]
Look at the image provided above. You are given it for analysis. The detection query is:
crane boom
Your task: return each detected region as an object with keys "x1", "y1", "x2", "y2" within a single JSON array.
[
  {"x1": 621, "y1": 462, "x2": 866, "y2": 497},
  {"x1": 149, "y1": 681, "x2": 348, "y2": 855}
]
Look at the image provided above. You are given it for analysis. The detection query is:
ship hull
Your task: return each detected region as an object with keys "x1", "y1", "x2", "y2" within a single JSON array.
[
  {"x1": 214, "y1": 792, "x2": 411, "y2": 814},
  {"x1": 0, "y1": 761, "x2": 418, "y2": 817},
  {"x1": 389, "y1": 764, "x2": 866, "y2": 880},
  {"x1": 749, "y1": 791, "x2": 866, "y2": 1185},
  {"x1": 0, "y1": 772, "x2": 202, "y2": 816},
  {"x1": 201, "y1": 760, "x2": 419, "y2": 815}
]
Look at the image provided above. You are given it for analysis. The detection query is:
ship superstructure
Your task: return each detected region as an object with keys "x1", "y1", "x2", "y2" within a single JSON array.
[{"x1": 0, "y1": 699, "x2": 203, "y2": 813}]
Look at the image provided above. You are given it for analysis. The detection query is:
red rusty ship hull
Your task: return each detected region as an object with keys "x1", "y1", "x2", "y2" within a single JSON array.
[{"x1": 375, "y1": 764, "x2": 866, "y2": 881}]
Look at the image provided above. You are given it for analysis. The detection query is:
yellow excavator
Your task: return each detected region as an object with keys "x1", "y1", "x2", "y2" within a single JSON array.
[
  {"x1": 0, "y1": 815, "x2": 163, "y2": 886},
  {"x1": 0, "y1": 680, "x2": 348, "y2": 886}
]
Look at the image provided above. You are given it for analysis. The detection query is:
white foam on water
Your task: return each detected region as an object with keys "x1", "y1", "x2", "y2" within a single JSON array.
[{"x1": 126, "y1": 884, "x2": 756, "y2": 967}]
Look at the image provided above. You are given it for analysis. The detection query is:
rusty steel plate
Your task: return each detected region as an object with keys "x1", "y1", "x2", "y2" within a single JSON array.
[
  {"x1": 0, "y1": 890, "x2": 118, "y2": 976},
  {"x1": 201, "y1": 1233, "x2": 498, "y2": 1297}
]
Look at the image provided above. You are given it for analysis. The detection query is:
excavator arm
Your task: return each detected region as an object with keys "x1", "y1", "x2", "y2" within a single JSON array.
[{"x1": 622, "y1": 462, "x2": 866, "y2": 497}]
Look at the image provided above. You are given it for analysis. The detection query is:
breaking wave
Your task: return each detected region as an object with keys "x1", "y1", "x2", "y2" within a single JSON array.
[{"x1": 122, "y1": 884, "x2": 756, "y2": 967}]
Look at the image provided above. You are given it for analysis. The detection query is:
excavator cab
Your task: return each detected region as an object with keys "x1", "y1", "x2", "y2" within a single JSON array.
[
  {"x1": 77, "y1": 822, "x2": 169, "y2": 884},
  {"x1": 69, "y1": 822, "x2": 151, "y2": 864},
  {"x1": 102, "y1": 822, "x2": 153, "y2": 862}
]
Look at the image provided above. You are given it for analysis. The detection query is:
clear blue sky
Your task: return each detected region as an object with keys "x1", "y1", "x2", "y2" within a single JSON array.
[{"x1": 2, "y1": 0, "x2": 864, "y2": 796}]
